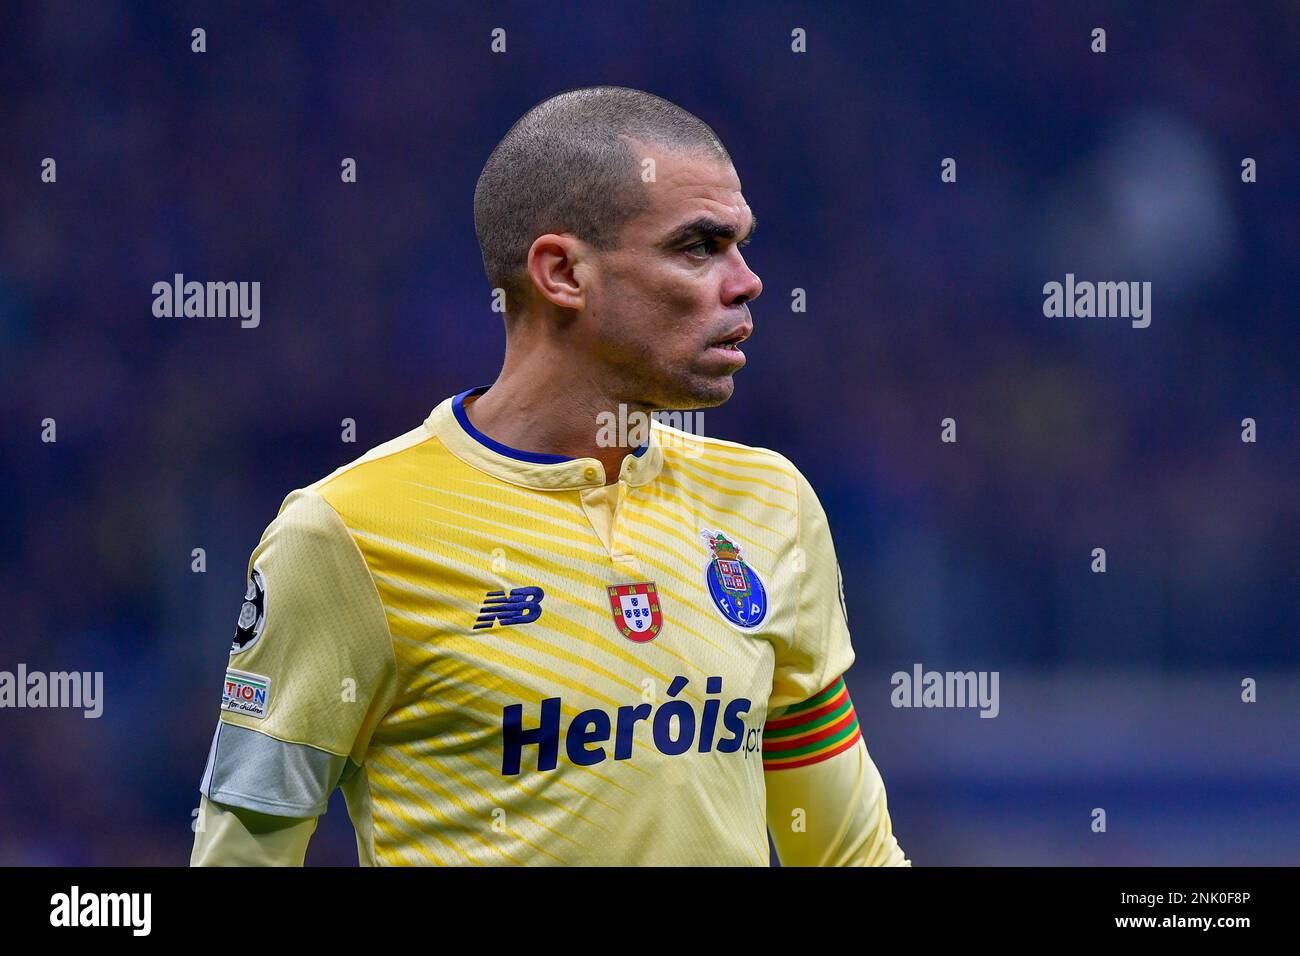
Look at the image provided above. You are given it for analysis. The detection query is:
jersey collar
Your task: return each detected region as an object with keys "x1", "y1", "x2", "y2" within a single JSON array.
[{"x1": 425, "y1": 385, "x2": 664, "y2": 490}]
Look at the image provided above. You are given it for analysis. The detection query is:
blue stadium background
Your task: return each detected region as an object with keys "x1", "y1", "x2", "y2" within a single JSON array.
[{"x1": 0, "y1": 1, "x2": 1296, "y2": 864}]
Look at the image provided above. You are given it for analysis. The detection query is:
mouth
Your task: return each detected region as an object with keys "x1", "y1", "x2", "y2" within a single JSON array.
[{"x1": 708, "y1": 324, "x2": 752, "y2": 353}]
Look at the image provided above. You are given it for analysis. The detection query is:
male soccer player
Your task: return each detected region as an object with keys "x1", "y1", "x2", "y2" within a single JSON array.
[{"x1": 191, "y1": 86, "x2": 909, "y2": 866}]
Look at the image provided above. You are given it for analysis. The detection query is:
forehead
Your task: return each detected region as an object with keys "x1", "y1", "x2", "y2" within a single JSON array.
[{"x1": 628, "y1": 142, "x2": 749, "y2": 234}]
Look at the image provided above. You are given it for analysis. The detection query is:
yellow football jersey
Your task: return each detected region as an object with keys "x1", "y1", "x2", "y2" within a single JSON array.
[{"x1": 194, "y1": 385, "x2": 907, "y2": 866}]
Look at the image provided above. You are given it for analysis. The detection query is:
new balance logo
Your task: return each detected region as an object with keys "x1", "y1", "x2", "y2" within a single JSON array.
[{"x1": 475, "y1": 587, "x2": 545, "y2": 629}]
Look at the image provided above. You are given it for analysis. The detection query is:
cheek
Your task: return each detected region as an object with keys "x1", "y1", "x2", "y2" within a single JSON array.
[
  {"x1": 626, "y1": 267, "x2": 692, "y2": 310},
  {"x1": 642, "y1": 269, "x2": 712, "y2": 325},
  {"x1": 646, "y1": 294, "x2": 707, "y2": 353},
  {"x1": 599, "y1": 260, "x2": 711, "y2": 347}
]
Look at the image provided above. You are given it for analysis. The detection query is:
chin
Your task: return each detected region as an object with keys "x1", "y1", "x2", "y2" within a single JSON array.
[{"x1": 658, "y1": 374, "x2": 735, "y2": 411}]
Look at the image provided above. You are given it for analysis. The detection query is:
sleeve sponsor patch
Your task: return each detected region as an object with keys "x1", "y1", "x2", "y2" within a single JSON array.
[{"x1": 222, "y1": 668, "x2": 271, "y2": 719}]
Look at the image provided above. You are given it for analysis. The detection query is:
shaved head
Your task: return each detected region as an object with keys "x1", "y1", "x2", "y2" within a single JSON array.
[{"x1": 473, "y1": 86, "x2": 731, "y2": 315}]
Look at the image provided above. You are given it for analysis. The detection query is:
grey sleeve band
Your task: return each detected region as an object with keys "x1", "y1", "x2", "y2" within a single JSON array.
[{"x1": 199, "y1": 721, "x2": 352, "y2": 818}]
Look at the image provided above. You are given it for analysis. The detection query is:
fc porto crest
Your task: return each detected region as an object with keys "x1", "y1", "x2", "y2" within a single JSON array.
[
  {"x1": 700, "y1": 528, "x2": 768, "y2": 630},
  {"x1": 607, "y1": 582, "x2": 662, "y2": 643}
]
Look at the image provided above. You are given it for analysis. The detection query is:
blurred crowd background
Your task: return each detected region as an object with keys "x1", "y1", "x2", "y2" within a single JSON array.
[{"x1": 1, "y1": 1, "x2": 1296, "y2": 865}]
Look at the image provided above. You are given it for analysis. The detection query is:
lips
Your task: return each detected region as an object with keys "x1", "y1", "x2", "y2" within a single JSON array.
[{"x1": 709, "y1": 323, "x2": 752, "y2": 350}]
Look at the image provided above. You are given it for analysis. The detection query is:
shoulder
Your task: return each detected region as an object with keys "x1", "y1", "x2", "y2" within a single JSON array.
[
  {"x1": 651, "y1": 418, "x2": 819, "y2": 513},
  {"x1": 653, "y1": 418, "x2": 798, "y2": 481},
  {"x1": 304, "y1": 421, "x2": 440, "y2": 497},
  {"x1": 249, "y1": 418, "x2": 450, "y2": 551},
  {"x1": 284, "y1": 418, "x2": 457, "y2": 528}
]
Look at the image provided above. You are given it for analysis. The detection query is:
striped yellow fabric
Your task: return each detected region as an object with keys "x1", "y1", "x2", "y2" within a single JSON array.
[{"x1": 208, "y1": 386, "x2": 857, "y2": 865}]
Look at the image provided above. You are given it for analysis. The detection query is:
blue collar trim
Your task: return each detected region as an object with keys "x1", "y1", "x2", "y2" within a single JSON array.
[{"x1": 451, "y1": 385, "x2": 651, "y2": 463}]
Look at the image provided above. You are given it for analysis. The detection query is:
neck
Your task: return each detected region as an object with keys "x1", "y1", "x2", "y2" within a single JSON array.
[{"x1": 463, "y1": 344, "x2": 650, "y2": 486}]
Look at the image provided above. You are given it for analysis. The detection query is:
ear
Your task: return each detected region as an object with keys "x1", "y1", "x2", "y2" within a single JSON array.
[{"x1": 526, "y1": 233, "x2": 588, "y2": 312}]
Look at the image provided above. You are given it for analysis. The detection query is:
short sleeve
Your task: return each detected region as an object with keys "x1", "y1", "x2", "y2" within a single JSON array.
[
  {"x1": 768, "y1": 467, "x2": 856, "y2": 713},
  {"x1": 764, "y1": 733, "x2": 910, "y2": 866},
  {"x1": 198, "y1": 489, "x2": 397, "y2": 817},
  {"x1": 190, "y1": 794, "x2": 319, "y2": 867}
]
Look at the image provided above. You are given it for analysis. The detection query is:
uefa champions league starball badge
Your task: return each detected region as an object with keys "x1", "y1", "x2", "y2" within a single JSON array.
[
  {"x1": 232, "y1": 565, "x2": 267, "y2": 654},
  {"x1": 700, "y1": 528, "x2": 768, "y2": 630}
]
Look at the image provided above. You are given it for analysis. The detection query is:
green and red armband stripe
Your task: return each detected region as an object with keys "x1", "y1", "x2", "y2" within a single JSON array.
[{"x1": 762, "y1": 675, "x2": 861, "y2": 770}]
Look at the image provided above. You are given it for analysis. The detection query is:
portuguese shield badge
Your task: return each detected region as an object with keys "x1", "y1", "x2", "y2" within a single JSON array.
[{"x1": 607, "y1": 582, "x2": 663, "y2": 643}]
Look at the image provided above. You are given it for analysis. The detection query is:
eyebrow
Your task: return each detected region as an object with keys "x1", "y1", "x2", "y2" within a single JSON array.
[{"x1": 660, "y1": 213, "x2": 758, "y2": 248}]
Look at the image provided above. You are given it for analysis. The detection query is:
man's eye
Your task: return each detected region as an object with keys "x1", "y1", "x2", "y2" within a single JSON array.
[{"x1": 684, "y1": 237, "x2": 751, "y2": 258}]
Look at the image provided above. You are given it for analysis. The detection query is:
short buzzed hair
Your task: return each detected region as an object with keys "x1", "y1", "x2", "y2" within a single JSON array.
[{"x1": 473, "y1": 86, "x2": 731, "y2": 315}]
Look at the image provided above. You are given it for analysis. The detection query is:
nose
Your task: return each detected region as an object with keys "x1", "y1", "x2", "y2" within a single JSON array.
[{"x1": 726, "y1": 250, "x2": 763, "y2": 306}]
